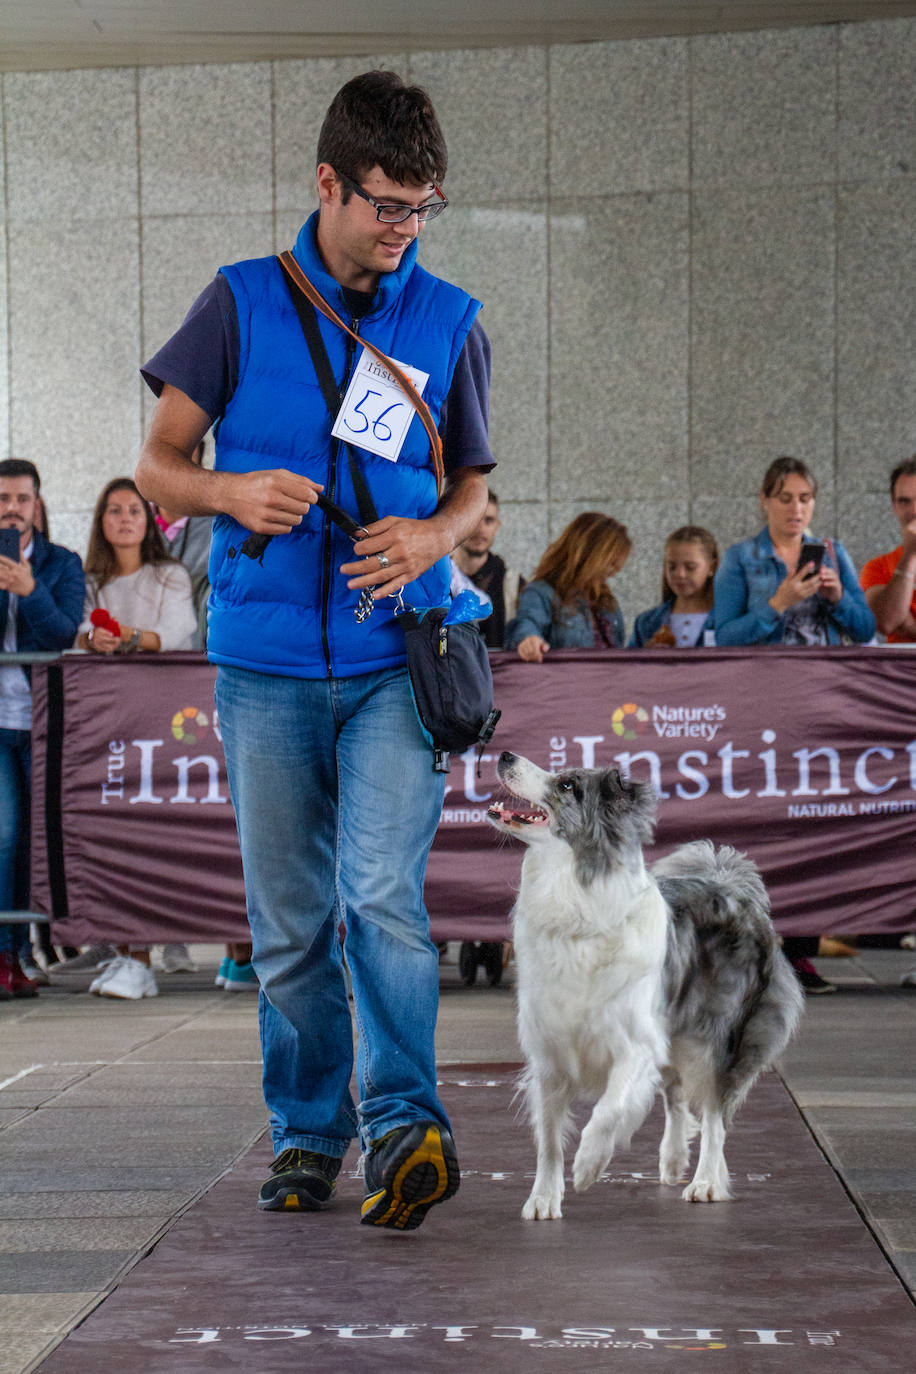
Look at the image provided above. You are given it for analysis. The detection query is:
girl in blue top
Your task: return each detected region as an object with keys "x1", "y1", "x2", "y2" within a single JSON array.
[
  {"x1": 629, "y1": 526, "x2": 718, "y2": 648},
  {"x1": 506, "y1": 512, "x2": 631, "y2": 662}
]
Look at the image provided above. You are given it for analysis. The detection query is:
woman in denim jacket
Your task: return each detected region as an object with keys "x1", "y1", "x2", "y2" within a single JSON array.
[
  {"x1": 506, "y1": 512, "x2": 631, "y2": 662},
  {"x1": 715, "y1": 459, "x2": 875, "y2": 647},
  {"x1": 714, "y1": 456, "x2": 875, "y2": 997}
]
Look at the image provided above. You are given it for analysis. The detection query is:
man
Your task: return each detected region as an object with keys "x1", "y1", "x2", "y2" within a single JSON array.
[
  {"x1": 0, "y1": 459, "x2": 85, "y2": 998},
  {"x1": 860, "y1": 456, "x2": 916, "y2": 642},
  {"x1": 450, "y1": 488, "x2": 523, "y2": 648},
  {"x1": 136, "y1": 71, "x2": 492, "y2": 1229}
]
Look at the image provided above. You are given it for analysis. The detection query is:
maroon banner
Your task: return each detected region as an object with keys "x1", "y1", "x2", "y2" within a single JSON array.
[{"x1": 30, "y1": 647, "x2": 916, "y2": 945}]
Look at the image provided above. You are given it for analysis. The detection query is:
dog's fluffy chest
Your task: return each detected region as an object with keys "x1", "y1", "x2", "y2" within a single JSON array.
[{"x1": 513, "y1": 852, "x2": 669, "y2": 1087}]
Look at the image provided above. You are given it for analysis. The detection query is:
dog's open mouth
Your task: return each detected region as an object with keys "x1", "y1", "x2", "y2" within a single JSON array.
[{"x1": 486, "y1": 804, "x2": 549, "y2": 827}]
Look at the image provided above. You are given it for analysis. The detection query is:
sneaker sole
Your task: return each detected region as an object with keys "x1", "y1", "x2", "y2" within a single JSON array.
[
  {"x1": 224, "y1": 979, "x2": 259, "y2": 992},
  {"x1": 257, "y1": 1184, "x2": 335, "y2": 1213},
  {"x1": 360, "y1": 1124, "x2": 460, "y2": 1232}
]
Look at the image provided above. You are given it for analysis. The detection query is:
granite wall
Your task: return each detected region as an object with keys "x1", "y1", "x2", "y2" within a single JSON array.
[{"x1": 0, "y1": 19, "x2": 914, "y2": 624}]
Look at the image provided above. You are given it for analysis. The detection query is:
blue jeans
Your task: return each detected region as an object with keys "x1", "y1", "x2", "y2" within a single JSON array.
[
  {"x1": 215, "y1": 664, "x2": 449, "y2": 1158},
  {"x1": 0, "y1": 728, "x2": 31, "y2": 957}
]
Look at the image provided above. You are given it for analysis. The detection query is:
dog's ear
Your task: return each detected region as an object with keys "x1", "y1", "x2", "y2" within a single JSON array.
[{"x1": 599, "y1": 768, "x2": 638, "y2": 803}]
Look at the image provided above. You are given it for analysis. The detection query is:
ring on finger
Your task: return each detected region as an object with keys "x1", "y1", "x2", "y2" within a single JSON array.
[{"x1": 376, "y1": 552, "x2": 390, "y2": 570}]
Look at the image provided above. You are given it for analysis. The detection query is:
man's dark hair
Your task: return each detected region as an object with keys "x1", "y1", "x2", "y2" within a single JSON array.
[
  {"x1": 0, "y1": 458, "x2": 40, "y2": 492},
  {"x1": 890, "y1": 456, "x2": 916, "y2": 497},
  {"x1": 316, "y1": 70, "x2": 447, "y2": 189}
]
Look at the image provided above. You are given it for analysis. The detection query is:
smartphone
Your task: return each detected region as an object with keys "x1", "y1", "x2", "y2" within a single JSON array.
[
  {"x1": 0, "y1": 526, "x2": 21, "y2": 561},
  {"x1": 797, "y1": 542, "x2": 825, "y2": 576}
]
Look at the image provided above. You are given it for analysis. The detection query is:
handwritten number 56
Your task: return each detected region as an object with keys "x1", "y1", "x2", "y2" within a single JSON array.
[{"x1": 345, "y1": 389, "x2": 404, "y2": 443}]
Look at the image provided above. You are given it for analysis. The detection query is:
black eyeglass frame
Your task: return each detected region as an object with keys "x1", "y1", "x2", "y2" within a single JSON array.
[{"x1": 333, "y1": 169, "x2": 448, "y2": 224}]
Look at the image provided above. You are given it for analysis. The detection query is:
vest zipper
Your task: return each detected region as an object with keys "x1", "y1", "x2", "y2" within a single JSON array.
[{"x1": 320, "y1": 317, "x2": 361, "y2": 676}]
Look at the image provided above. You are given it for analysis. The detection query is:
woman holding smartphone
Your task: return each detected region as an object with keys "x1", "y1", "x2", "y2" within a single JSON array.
[
  {"x1": 714, "y1": 457, "x2": 875, "y2": 996},
  {"x1": 714, "y1": 456, "x2": 874, "y2": 647}
]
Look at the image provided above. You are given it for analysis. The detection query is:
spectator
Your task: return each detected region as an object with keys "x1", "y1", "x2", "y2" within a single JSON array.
[
  {"x1": 450, "y1": 488, "x2": 524, "y2": 647},
  {"x1": 506, "y1": 512, "x2": 631, "y2": 662},
  {"x1": 152, "y1": 439, "x2": 212, "y2": 650},
  {"x1": 859, "y1": 456, "x2": 916, "y2": 642},
  {"x1": 0, "y1": 459, "x2": 84, "y2": 999},
  {"x1": 76, "y1": 477, "x2": 197, "y2": 1001},
  {"x1": 630, "y1": 525, "x2": 718, "y2": 647},
  {"x1": 714, "y1": 456, "x2": 875, "y2": 995}
]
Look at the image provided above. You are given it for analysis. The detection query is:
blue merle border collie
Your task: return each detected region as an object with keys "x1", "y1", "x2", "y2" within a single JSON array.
[{"x1": 487, "y1": 752, "x2": 803, "y2": 1220}]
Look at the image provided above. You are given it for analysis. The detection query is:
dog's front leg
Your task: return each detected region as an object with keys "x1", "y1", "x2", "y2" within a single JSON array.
[
  {"x1": 521, "y1": 1072, "x2": 570, "y2": 1220},
  {"x1": 573, "y1": 1048, "x2": 657, "y2": 1193},
  {"x1": 683, "y1": 1106, "x2": 732, "y2": 1202}
]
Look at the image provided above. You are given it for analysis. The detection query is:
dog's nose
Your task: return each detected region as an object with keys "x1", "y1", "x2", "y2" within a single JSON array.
[{"x1": 498, "y1": 751, "x2": 516, "y2": 767}]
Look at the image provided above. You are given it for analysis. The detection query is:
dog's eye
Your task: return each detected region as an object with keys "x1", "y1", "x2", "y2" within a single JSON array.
[{"x1": 558, "y1": 779, "x2": 575, "y2": 792}]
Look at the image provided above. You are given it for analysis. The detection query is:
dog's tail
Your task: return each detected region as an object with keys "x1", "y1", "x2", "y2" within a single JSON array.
[
  {"x1": 655, "y1": 841, "x2": 804, "y2": 1126},
  {"x1": 719, "y1": 945, "x2": 804, "y2": 1125}
]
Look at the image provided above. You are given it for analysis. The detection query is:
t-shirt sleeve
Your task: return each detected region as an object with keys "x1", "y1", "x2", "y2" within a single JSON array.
[
  {"x1": 859, "y1": 552, "x2": 895, "y2": 590},
  {"x1": 141, "y1": 274, "x2": 240, "y2": 422},
  {"x1": 440, "y1": 318, "x2": 495, "y2": 475}
]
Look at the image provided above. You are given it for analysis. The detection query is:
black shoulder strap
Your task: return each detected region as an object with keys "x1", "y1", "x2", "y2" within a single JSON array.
[{"x1": 279, "y1": 260, "x2": 379, "y2": 530}]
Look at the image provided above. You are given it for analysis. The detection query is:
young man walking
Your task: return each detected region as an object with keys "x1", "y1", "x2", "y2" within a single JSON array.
[{"x1": 137, "y1": 71, "x2": 492, "y2": 1229}]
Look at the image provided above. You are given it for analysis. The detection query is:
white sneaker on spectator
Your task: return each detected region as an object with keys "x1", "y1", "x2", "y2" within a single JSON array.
[
  {"x1": 901, "y1": 966, "x2": 916, "y2": 987},
  {"x1": 89, "y1": 956, "x2": 125, "y2": 995},
  {"x1": 19, "y1": 957, "x2": 49, "y2": 986},
  {"x1": 98, "y1": 957, "x2": 158, "y2": 1000},
  {"x1": 158, "y1": 943, "x2": 197, "y2": 973},
  {"x1": 50, "y1": 945, "x2": 117, "y2": 978}
]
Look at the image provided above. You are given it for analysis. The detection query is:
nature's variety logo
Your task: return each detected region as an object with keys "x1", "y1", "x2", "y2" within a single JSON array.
[
  {"x1": 171, "y1": 706, "x2": 209, "y2": 744},
  {"x1": 611, "y1": 701, "x2": 649, "y2": 741}
]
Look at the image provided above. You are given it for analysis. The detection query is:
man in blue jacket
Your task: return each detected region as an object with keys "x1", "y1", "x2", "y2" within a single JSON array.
[
  {"x1": 0, "y1": 459, "x2": 85, "y2": 999},
  {"x1": 136, "y1": 71, "x2": 491, "y2": 1229}
]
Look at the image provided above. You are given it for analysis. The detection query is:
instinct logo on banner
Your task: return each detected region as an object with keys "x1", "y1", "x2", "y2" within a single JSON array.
[{"x1": 100, "y1": 704, "x2": 227, "y2": 806}]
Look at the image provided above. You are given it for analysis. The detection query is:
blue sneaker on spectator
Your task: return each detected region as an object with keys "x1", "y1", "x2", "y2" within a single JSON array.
[
  {"x1": 214, "y1": 955, "x2": 231, "y2": 988},
  {"x1": 224, "y1": 959, "x2": 258, "y2": 992}
]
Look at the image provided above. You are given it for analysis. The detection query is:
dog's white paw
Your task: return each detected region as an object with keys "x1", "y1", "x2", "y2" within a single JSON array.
[
  {"x1": 521, "y1": 1191, "x2": 563, "y2": 1220},
  {"x1": 572, "y1": 1140, "x2": 611, "y2": 1193},
  {"x1": 659, "y1": 1151, "x2": 688, "y2": 1186},
  {"x1": 682, "y1": 1176, "x2": 732, "y2": 1203}
]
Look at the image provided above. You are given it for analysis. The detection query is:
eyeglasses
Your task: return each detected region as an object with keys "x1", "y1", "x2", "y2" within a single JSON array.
[{"x1": 334, "y1": 169, "x2": 448, "y2": 224}]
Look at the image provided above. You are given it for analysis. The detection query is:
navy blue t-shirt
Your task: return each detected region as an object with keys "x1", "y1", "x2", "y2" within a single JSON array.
[{"x1": 141, "y1": 273, "x2": 494, "y2": 476}]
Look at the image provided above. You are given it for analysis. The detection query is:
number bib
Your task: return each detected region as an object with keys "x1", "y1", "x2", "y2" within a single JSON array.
[{"x1": 331, "y1": 348, "x2": 430, "y2": 462}]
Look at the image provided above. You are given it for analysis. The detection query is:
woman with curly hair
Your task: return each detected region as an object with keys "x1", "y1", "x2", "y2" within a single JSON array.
[{"x1": 506, "y1": 512, "x2": 631, "y2": 662}]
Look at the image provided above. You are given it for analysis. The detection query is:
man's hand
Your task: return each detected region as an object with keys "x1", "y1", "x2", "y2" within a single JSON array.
[
  {"x1": 0, "y1": 552, "x2": 35, "y2": 598},
  {"x1": 222, "y1": 469, "x2": 324, "y2": 535},
  {"x1": 339, "y1": 515, "x2": 452, "y2": 599}
]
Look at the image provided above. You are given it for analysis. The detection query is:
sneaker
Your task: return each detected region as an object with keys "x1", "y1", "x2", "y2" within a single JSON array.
[
  {"x1": 49, "y1": 944, "x2": 116, "y2": 978},
  {"x1": 97, "y1": 956, "x2": 158, "y2": 1000},
  {"x1": 901, "y1": 966, "x2": 916, "y2": 987},
  {"x1": 89, "y1": 956, "x2": 124, "y2": 995},
  {"x1": 224, "y1": 959, "x2": 259, "y2": 992},
  {"x1": 360, "y1": 1121, "x2": 460, "y2": 1232},
  {"x1": 0, "y1": 951, "x2": 39, "y2": 1000},
  {"x1": 18, "y1": 956, "x2": 50, "y2": 986},
  {"x1": 214, "y1": 955, "x2": 231, "y2": 987},
  {"x1": 158, "y1": 943, "x2": 196, "y2": 973},
  {"x1": 257, "y1": 1148, "x2": 341, "y2": 1211},
  {"x1": 792, "y1": 957, "x2": 837, "y2": 995}
]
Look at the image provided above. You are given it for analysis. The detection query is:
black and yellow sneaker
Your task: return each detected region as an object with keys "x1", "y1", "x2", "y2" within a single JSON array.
[
  {"x1": 360, "y1": 1121, "x2": 459, "y2": 1231},
  {"x1": 257, "y1": 1147, "x2": 342, "y2": 1211}
]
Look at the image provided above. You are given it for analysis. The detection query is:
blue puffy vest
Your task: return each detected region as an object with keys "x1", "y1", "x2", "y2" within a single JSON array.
[{"x1": 207, "y1": 212, "x2": 481, "y2": 678}]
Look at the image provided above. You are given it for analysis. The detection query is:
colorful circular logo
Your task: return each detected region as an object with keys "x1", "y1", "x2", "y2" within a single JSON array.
[
  {"x1": 611, "y1": 702, "x2": 649, "y2": 740},
  {"x1": 171, "y1": 706, "x2": 208, "y2": 744}
]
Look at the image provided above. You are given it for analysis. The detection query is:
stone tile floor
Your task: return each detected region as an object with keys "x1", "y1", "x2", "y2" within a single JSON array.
[{"x1": 0, "y1": 942, "x2": 913, "y2": 1371}]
